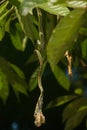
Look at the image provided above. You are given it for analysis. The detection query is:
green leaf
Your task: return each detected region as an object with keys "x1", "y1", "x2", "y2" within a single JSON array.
[
  {"x1": 63, "y1": 97, "x2": 87, "y2": 122},
  {"x1": 66, "y1": 0, "x2": 87, "y2": 9},
  {"x1": 0, "y1": 69, "x2": 9, "y2": 103},
  {"x1": 65, "y1": 110, "x2": 87, "y2": 130},
  {"x1": 43, "y1": 14, "x2": 56, "y2": 43},
  {"x1": 20, "y1": 14, "x2": 38, "y2": 42},
  {"x1": 0, "y1": 20, "x2": 5, "y2": 41},
  {"x1": 46, "y1": 95, "x2": 77, "y2": 109},
  {"x1": 29, "y1": 67, "x2": 39, "y2": 91},
  {"x1": 0, "y1": 4, "x2": 13, "y2": 41},
  {"x1": 5, "y1": 15, "x2": 12, "y2": 33},
  {"x1": 52, "y1": 65, "x2": 70, "y2": 90},
  {"x1": 10, "y1": 23, "x2": 26, "y2": 51},
  {"x1": 20, "y1": 0, "x2": 87, "y2": 16},
  {"x1": 78, "y1": 105, "x2": 87, "y2": 112},
  {"x1": 46, "y1": 9, "x2": 85, "y2": 69},
  {"x1": 18, "y1": 0, "x2": 23, "y2": 3},
  {"x1": 79, "y1": 27, "x2": 87, "y2": 36},
  {"x1": 9, "y1": 63, "x2": 25, "y2": 79},
  {"x1": 39, "y1": 3, "x2": 70, "y2": 16},
  {"x1": 0, "y1": 1, "x2": 8, "y2": 16},
  {"x1": 74, "y1": 88, "x2": 83, "y2": 95},
  {"x1": 26, "y1": 53, "x2": 38, "y2": 64},
  {"x1": 51, "y1": 0, "x2": 87, "y2": 9},
  {"x1": 0, "y1": 57, "x2": 28, "y2": 96},
  {"x1": 15, "y1": 7, "x2": 38, "y2": 42},
  {"x1": 12, "y1": 82, "x2": 28, "y2": 95},
  {"x1": 8, "y1": 0, "x2": 20, "y2": 7},
  {"x1": 0, "y1": 14, "x2": 7, "y2": 41},
  {"x1": 20, "y1": 0, "x2": 47, "y2": 15},
  {"x1": 81, "y1": 39, "x2": 87, "y2": 59}
]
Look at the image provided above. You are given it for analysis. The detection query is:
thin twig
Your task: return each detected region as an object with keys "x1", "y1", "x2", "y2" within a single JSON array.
[
  {"x1": 34, "y1": 49, "x2": 45, "y2": 127},
  {"x1": 37, "y1": 8, "x2": 45, "y2": 51}
]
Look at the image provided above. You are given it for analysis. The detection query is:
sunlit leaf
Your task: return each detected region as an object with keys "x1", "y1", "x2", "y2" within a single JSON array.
[
  {"x1": 46, "y1": 95, "x2": 77, "y2": 109},
  {"x1": 52, "y1": 65, "x2": 70, "y2": 90},
  {"x1": 46, "y1": 9, "x2": 85, "y2": 69},
  {"x1": 0, "y1": 69, "x2": 9, "y2": 103},
  {"x1": 50, "y1": 0, "x2": 87, "y2": 9},
  {"x1": 20, "y1": 0, "x2": 87, "y2": 16},
  {"x1": 39, "y1": 3, "x2": 70, "y2": 16},
  {"x1": 66, "y1": 0, "x2": 87, "y2": 9}
]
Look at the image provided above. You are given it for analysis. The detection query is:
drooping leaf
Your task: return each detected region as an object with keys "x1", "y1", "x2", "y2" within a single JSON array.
[
  {"x1": 29, "y1": 67, "x2": 39, "y2": 91},
  {"x1": 0, "y1": 69, "x2": 9, "y2": 103},
  {"x1": 46, "y1": 95, "x2": 77, "y2": 109},
  {"x1": 52, "y1": 65, "x2": 70, "y2": 90},
  {"x1": 46, "y1": 9, "x2": 85, "y2": 69},
  {"x1": 65, "y1": 110, "x2": 87, "y2": 130},
  {"x1": 63, "y1": 97, "x2": 87, "y2": 122},
  {"x1": 5, "y1": 14, "x2": 14, "y2": 33},
  {"x1": 9, "y1": 63, "x2": 25, "y2": 79},
  {"x1": 0, "y1": 4, "x2": 13, "y2": 41},
  {"x1": 0, "y1": 1, "x2": 8, "y2": 16},
  {"x1": 0, "y1": 57, "x2": 28, "y2": 96},
  {"x1": 15, "y1": 7, "x2": 38, "y2": 43},
  {"x1": 20, "y1": 14, "x2": 38, "y2": 42},
  {"x1": 10, "y1": 23, "x2": 26, "y2": 51},
  {"x1": 26, "y1": 53, "x2": 38, "y2": 64}
]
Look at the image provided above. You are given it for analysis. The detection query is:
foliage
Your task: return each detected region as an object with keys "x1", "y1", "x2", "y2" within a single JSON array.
[{"x1": 0, "y1": 0, "x2": 87, "y2": 129}]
